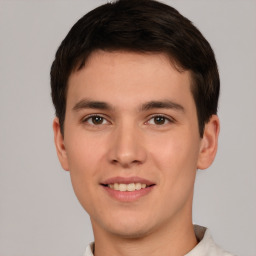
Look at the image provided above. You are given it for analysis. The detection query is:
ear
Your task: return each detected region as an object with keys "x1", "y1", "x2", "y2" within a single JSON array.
[
  {"x1": 197, "y1": 115, "x2": 220, "y2": 170},
  {"x1": 53, "y1": 117, "x2": 69, "y2": 171}
]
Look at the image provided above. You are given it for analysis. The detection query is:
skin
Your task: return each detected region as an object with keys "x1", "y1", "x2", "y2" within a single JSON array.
[{"x1": 53, "y1": 51, "x2": 220, "y2": 256}]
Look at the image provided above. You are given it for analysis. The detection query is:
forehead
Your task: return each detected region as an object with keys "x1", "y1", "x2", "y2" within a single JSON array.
[
  {"x1": 82, "y1": 50, "x2": 185, "y2": 77},
  {"x1": 66, "y1": 50, "x2": 194, "y2": 109}
]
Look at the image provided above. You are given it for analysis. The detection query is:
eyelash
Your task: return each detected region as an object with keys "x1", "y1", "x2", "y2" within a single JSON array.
[
  {"x1": 146, "y1": 114, "x2": 175, "y2": 126},
  {"x1": 82, "y1": 114, "x2": 110, "y2": 126},
  {"x1": 81, "y1": 114, "x2": 175, "y2": 126}
]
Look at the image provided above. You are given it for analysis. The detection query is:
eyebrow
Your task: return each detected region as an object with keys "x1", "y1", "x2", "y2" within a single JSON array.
[
  {"x1": 72, "y1": 99, "x2": 184, "y2": 112},
  {"x1": 73, "y1": 99, "x2": 113, "y2": 111},
  {"x1": 140, "y1": 100, "x2": 185, "y2": 112}
]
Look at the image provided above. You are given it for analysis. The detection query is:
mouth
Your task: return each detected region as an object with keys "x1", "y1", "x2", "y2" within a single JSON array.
[
  {"x1": 100, "y1": 176, "x2": 155, "y2": 201},
  {"x1": 101, "y1": 182, "x2": 154, "y2": 192}
]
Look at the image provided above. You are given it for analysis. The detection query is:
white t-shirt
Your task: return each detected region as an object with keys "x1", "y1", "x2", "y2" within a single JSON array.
[{"x1": 83, "y1": 225, "x2": 235, "y2": 256}]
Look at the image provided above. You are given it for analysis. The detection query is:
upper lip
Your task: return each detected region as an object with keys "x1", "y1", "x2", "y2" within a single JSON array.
[{"x1": 101, "y1": 176, "x2": 155, "y2": 186}]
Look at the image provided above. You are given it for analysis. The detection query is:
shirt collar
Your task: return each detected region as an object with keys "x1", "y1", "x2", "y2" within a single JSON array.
[{"x1": 84, "y1": 225, "x2": 233, "y2": 256}]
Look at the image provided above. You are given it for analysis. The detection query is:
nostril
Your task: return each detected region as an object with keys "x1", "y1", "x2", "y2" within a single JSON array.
[{"x1": 111, "y1": 159, "x2": 119, "y2": 165}]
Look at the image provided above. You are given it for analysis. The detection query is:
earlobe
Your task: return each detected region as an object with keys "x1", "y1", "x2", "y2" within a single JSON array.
[
  {"x1": 197, "y1": 115, "x2": 220, "y2": 170},
  {"x1": 53, "y1": 117, "x2": 69, "y2": 171}
]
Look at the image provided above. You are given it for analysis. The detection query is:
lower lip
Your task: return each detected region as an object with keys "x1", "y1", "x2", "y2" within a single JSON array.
[{"x1": 102, "y1": 185, "x2": 155, "y2": 202}]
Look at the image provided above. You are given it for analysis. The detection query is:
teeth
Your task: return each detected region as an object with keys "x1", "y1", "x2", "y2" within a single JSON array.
[
  {"x1": 127, "y1": 183, "x2": 135, "y2": 191},
  {"x1": 108, "y1": 183, "x2": 148, "y2": 192},
  {"x1": 119, "y1": 184, "x2": 127, "y2": 192},
  {"x1": 135, "y1": 183, "x2": 141, "y2": 190}
]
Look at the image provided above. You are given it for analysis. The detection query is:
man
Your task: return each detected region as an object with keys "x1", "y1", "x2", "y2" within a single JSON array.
[{"x1": 51, "y1": 0, "x2": 234, "y2": 255}]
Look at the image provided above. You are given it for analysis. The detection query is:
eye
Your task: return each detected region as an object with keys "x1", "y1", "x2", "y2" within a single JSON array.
[
  {"x1": 83, "y1": 115, "x2": 108, "y2": 125},
  {"x1": 147, "y1": 115, "x2": 173, "y2": 125}
]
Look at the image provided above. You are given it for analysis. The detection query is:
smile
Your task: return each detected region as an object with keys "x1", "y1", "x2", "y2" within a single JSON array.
[
  {"x1": 101, "y1": 177, "x2": 155, "y2": 201},
  {"x1": 107, "y1": 183, "x2": 148, "y2": 192}
]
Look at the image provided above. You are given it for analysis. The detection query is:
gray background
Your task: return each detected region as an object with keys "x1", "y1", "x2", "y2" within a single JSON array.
[{"x1": 0, "y1": 0, "x2": 255, "y2": 255}]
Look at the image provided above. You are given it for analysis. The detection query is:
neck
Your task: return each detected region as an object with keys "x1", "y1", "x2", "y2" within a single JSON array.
[{"x1": 91, "y1": 205, "x2": 197, "y2": 256}]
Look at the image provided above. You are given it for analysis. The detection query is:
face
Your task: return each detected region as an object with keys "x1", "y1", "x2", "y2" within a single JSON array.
[{"x1": 53, "y1": 51, "x2": 219, "y2": 238}]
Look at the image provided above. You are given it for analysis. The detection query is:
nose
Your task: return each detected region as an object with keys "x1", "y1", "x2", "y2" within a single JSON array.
[{"x1": 107, "y1": 123, "x2": 147, "y2": 168}]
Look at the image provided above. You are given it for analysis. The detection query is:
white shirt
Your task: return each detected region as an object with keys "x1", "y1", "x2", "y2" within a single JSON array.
[{"x1": 83, "y1": 225, "x2": 235, "y2": 256}]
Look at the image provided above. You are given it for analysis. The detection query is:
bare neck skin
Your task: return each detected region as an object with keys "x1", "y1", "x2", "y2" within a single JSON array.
[{"x1": 91, "y1": 195, "x2": 197, "y2": 256}]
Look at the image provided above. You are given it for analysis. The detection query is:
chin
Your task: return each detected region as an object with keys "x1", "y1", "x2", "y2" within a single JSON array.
[
  {"x1": 91, "y1": 212, "x2": 154, "y2": 239},
  {"x1": 109, "y1": 224, "x2": 153, "y2": 239},
  {"x1": 105, "y1": 215, "x2": 157, "y2": 239}
]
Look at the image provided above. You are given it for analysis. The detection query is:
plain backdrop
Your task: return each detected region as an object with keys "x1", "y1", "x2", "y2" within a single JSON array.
[{"x1": 0, "y1": 1, "x2": 255, "y2": 256}]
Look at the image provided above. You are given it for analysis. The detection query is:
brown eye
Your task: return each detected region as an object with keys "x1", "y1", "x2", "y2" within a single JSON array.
[
  {"x1": 154, "y1": 116, "x2": 166, "y2": 125},
  {"x1": 147, "y1": 115, "x2": 172, "y2": 125},
  {"x1": 91, "y1": 116, "x2": 104, "y2": 125},
  {"x1": 83, "y1": 115, "x2": 108, "y2": 125}
]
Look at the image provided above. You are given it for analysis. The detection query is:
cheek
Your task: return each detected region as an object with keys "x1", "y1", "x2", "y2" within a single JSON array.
[
  {"x1": 65, "y1": 131, "x2": 106, "y2": 172},
  {"x1": 64, "y1": 133, "x2": 107, "y2": 213},
  {"x1": 148, "y1": 130, "x2": 200, "y2": 201},
  {"x1": 64, "y1": 132, "x2": 107, "y2": 201},
  {"x1": 149, "y1": 132, "x2": 199, "y2": 170}
]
